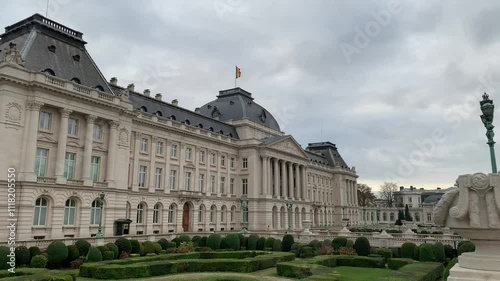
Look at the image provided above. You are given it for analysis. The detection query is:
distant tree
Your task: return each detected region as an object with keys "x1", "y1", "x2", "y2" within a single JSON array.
[
  {"x1": 357, "y1": 184, "x2": 376, "y2": 206},
  {"x1": 404, "y1": 204, "x2": 413, "y2": 221},
  {"x1": 379, "y1": 182, "x2": 398, "y2": 207}
]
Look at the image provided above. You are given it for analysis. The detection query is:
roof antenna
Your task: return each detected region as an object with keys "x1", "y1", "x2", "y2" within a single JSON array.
[{"x1": 45, "y1": 0, "x2": 50, "y2": 18}]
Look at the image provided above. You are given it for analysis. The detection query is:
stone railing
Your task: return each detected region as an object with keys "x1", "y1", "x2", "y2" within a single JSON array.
[
  {"x1": 67, "y1": 179, "x2": 84, "y2": 186},
  {"x1": 93, "y1": 182, "x2": 108, "y2": 188},
  {"x1": 36, "y1": 177, "x2": 56, "y2": 183}
]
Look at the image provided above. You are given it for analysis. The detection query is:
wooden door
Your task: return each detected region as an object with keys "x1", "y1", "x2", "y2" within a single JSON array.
[{"x1": 182, "y1": 203, "x2": 190, "y2": 232}]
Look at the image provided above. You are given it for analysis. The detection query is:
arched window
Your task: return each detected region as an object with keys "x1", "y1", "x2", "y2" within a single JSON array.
[
  {"x1": 90, "y1": 199, "x2": 103, "y2": 225},
  {"x1": 33, "y1": 197, "x2": 48, "y2": 226},
  {"x1": 136, "y1": 203, "x2": 145, "y2": 224},
  {"x1": 208, "y1": 127, "x2": 214, "y2": 132},
  {"x1": 153, "y1": 203, "x2": 161, "y2": 224},
  {"x1": 125, "y1": 202, "x2": 131, "y2": 220},
  {"x1": 230, "y1": 206, "x2": 236, "y2": 222},
  {"x1": 390, "y1": 212, "x2": 395, "y2": 221},
  {"x1": 220, "y1": 206, "x2": 226, "y2": 223},
  {"x1": 198, "y1": 205, "x2": 205, "y2": 223},
  {"x1": 155, "y1": 111, "x2": 163, "y2": 116},
  {"x1": 70, "y1": 77, "x2": 81, "y2": 84},
  {"x1": 168, "y1": 204, "x2": 176, "y2": 223},
  {"x1": 95, "y1": 85, "x2": 104, "y2": 91},
  {"x1": 139, "y1": 106, "x2": 148, "y2": 112},
  {"x1": 42, "y1": 68, "x2": 55, "y2": 76},
  {"x1": 415, "y1": 212, "x2": 420, "y2": 222},
  {"x1": 170, "y1": 115, "x2": 176, "y2": 121},
  {"x1": 184, "y1": 120, "x2": 190, "y2": 125},
  {"x1": 63, "y1": 199, "x2": 76, "y2": 225},
  {"x1": 383, "y1": 212, "x2": 387, "y2": 221},
  {"x1": 210, "y1": 205, "x2": 216, "y2": 223},
  {"x1": 197, "y1": 124, "x2": 203, "y2": 129}
]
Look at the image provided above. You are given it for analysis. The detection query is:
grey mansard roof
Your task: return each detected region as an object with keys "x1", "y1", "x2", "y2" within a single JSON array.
[
  {"x1": 199, "y1": 88, "x2": 281, "y2": 131},
  {"x1": 0, "y1": 14, "x2": 113, "y2": 95},
  {"x1": 306, "y1": 141, "x2": 350, "y2": 168}
]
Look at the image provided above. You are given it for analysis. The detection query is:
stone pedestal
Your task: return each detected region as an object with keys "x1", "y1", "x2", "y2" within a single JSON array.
[
  {"x1": 338, "y1": 227, "x2": 351, "y2": 237},
  {"x1": 301, "y1": 220, "x2": 313, "y2": 235},
  {"x1": 433, "y1": 173, "x2": 500, "y2": 281}
]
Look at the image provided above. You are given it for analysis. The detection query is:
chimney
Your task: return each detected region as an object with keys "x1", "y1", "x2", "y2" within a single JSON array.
[
  {"x1": 127, "y1": 83, "x2": 135, "y2": 92},
  {"x1": 172, "y1": 99, "x2": 178, "y2": 106},
  {"x1": 195, "y1": 107, "x2": 201, "y2": 113},
  {"x1": 155, "y1": 93, "x2": 162, "y2": 101},
  {"x1": 399, "y1": 186, "x2": 404, "y2": 191},
  {"x1": 110, "y1": 77, "x2": 117, "y2": 86},
  {"x1": 143, "y1": 89, "x2": 150, "y2": 97}
]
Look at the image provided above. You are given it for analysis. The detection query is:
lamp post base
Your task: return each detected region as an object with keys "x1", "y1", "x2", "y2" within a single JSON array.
[{"x1": 95, "y1": 232, "x2": 103, "y2": 238}]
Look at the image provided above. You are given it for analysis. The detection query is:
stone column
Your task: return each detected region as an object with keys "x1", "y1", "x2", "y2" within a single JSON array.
[
  {"x1": 288, "y1": 162, "x2": 294, "y2": 199},
  {"x1": 82, "y1": 115, "x2": 97, "y2": 186},
  {"x1": 194, "y1": 146, "x2": 200, "y2": 192},
  {"x1": 22, "y1": 101, "x2": 44, "y2": 182},
  {"x1": 216, "y1": 152, "x2": 221, "y2": 196},
  {"x1": 302, "y1": 166, "x2": 307, "y2": 200},
  {"x1": 293, "y1": 164, "x2": 299, "y2": 200},
  {"x1": 179, "y1": 144, "x2": 185, "y2": 191},
  {"x1": 281, "y1": 160, "x2": 287, "y2": 198},
  {"x1": 353, "y1": 181, "x2": 358, "y2": 206},
  {"x1": 55, "y1": 108, "x2": 72, "y2": 184},
  {"x1": 273, "y1": 158, "x2": 279, "y2": 197},
  {"x1": 164, "y1": 140, "x2": 171, "y2": 194},
  {"x1": 206, "y1": 151, "x2": 211, "y2": 196},
  {"x1": 149, "y1": 136, "x2": 157, "y2": 193},
  {"x1": 226, "y1": 154, "x2": 231, "y2": 197},
  {"x1": 131, "y1": 132, "x2": 141, "y2": 192},
  {"x1": 261, "y1": 156, "x2": 268, "y2": 195},
  {"x1": 105, "y1": 121, "x2": 119, "y2": 187}
]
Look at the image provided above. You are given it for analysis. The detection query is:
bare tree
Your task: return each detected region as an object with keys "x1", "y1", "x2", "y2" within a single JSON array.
[
  {"x1": 357, "y1": 183, "x2": 376, "y2": 206},
  {"x1": 379, "y1": 182, "x2": 398, "y2": 207}
]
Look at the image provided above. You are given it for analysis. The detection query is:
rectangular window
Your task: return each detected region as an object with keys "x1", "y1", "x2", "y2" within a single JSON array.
[
  {"x1": 35, "y1": 148, "x2": 48, "y2": 177},
  {"x1": 221, "y1": 156, "x2": 225, "y2": 167},
  {"x1": 140, "y1": 138, "x2": 148, "y2": 153},
  {"x1": 93, "y1": 124, "x2": 102, "y2": 140},
  {"x1": 156, "y1": 141, "x2": 163, "y2": 155},
  {"x1": 210, "y1": 175, "x2": 215, "y2": 193},
  {"x1": 39, "y1": 111, "x2": 51, "y2": 130},
  {"x1": 220, "y1": 177, "x2": 225, "y2": 194},
  {"x1": 90, "y1": 156, "x2": 100, "y2": 181},
  {"x1": 185, "y1": 172, "x2": 191, "y2": 191},
  {"x1": 155, "y1": 168, "x2": 162, "y2": 189},
  {"x1": 409, "y1": 197, "x2": 412, "y2": 203},
  {"x1": 230, "y1": 158, "x2": 234, "y2": 168},
  {"x1": 169, "y1": 170, "x2": 177, "y2": 190},
  {"x1": 200, "y1": 151, "x2": 205, "y2": 163},
  {"x1": 64, "y1": 152, "x2": 76, "y2": 179},
  {"x1": 63, "y1": 200, "x2": 76, "y2": 225},
  {"x1": 153, "y1": 207, "x2": 159, "y2": 224},
  {"x1": 68, "y1": 118, "x2": 78, "y2": 135},
  {"x1": 171, "y1": 144, "x2": 178, "y2": 158},
  {"x1": 186, "y1": 147, "x2": 192, "y2": 161},
  {"x1": 242, "y1": 158, "x2": 248, "y2": 169},
  {"x1": 138, "y1": 165, "x2": 147, "y2": 187},
  {"x1": 211, "y1": 153, "x2": 216, "y2": 165},
  {"x1": 242, "y1": 178, "x2": 248, "y2": 195},
  {"x1": 230, "y1": 178, "x2": 235, "y2": 194},
  {"x1": 199, "y1": 174, "x2": 205, "y2": 192}
]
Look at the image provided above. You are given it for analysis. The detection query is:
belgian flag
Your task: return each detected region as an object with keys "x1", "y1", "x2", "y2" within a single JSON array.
[{"x1": 235, "y1": 66, "x2": 242, "y2": 79}]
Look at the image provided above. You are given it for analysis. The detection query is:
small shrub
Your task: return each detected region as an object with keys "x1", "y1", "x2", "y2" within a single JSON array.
[
  {"x1": 339, "y1": 246, "x2": 357, "y2": 256},
  {"x1": 15, "y1": 246, "x2": 30, "y2": 267},
  {"x1": 199, "y1": 236, "x2": 208, "y2": 247},
  {"x1": 143, "y1": 241, "x2": 156, "y2": 255},
  {"x1": 332, "y1": 237, "x2": 348, "y2": 250},
  {"x1": 178, "y1": 242, "x2": 195, "y2": 253},
  {"x1": 153, "y1": 242, "x2": 162, "y2": 254},
  {"x1": 97, "y1": 245, "x2": 109, "y2": 255},
  {"x1": 69, "y1": 257, "x2": 84, "y2": 269},
  {"x1": 458, "y1": 242, "x2": 475, "y2": 255},
  {"x1": 75, "y1": 239, "x2": 91, "y2": 256},
  {"x1": 0, "y1": 246, "x2": 10, "y2": 270},
  {"x1": 282, "y1": 234, "x2": 295, "y2": 252},
  {"x1": 444, "y1": 244, "x2": 455, "y2": 259},
  {"x1": 419, "y1": 243, "x2": 437, "y2": 262},
  {"x1": 401, "y1": 242, "x2": 417, "y2": 259},
  {"x1": 115, "y1": 237, "x2": 132, "y2": 254},
  {"x1": 443, "y1": 257, "x2": 458, "y2": 280},
  {"x1": 345, "y1": 239, "x2": 354, "y2": 248},
  {"x1": 257, "y1": 237, "x2": 266, "y2": 250},
  {"x1": 353, "y1": 237, "x2": 370, "y2": 256},
  {"x1": 46, "y1": 241, "x2": 68, "y2": 269},
  {"x1": 86, "y1": 246, "x2": 103, "y2": 262},
  {"x1": 376, "y1": 248, "x2": 393, "y2": 261},
  {"x1": 309, "y1": 239, "x2": 320, "y2": 250},
  {"x1": 434, "y1": 242, "x2": 446, "y2": 262},
  {"x1": 390, "y1": 247, "x2": 401, "y2": 258},
  {"x1": 316, "y1": 245, "x2": 333, "y2": 255},
  {"x1": 298, "y1": 245, "x2": 315, "y2": 258},
  {"x1": 191, "y1": 235, "x2": 202, "y2": 246},
  {"x1": 106, "y1": 242, "x2": 119, "y2": 259},
  {"x1": 29, "y1": 246, "x2": 42, "y2": 258},
  {"x1": 177, "y1": 234, "x2": 191, "y2": 246},
  {"x1": 168, "y1": 241, "x2": 177, "y2": 249},
  {"x1": 207, "y1": 234, "x2": 222, "y2": 250},
  {"x1": 119, "y1": 251, "x2": 129, "y2": 259},
  {"x1": 157, "y1": 238, "x2": 169, "y2": 250},
  {"x1": 66, "y1": 245, "x2": 80, "y2": 263},
  {"x1": 30, "y1": 254, "x2": 47, "y2": 268},
  {"x1": 166, "y1": 248, "x2": 177, "y2": 253},
  {"x1": 225, "y1": 233, "x2": 241, "y2": 251},
  {"x1": 247, "y1": 234, "x2": 259, "y2": 250},
  {"x1": 273, "y1": 239, "x2": 282, "y2": 252},
  {"x1": 265, "y1": 237, "x2": 275, "y2": 249},
  {"x1": 103, "y1": 251, "x2": 115, "y2": 260}
]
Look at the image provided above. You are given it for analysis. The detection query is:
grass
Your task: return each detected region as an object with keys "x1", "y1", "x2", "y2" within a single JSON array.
[{"x1": 335, "y1": 266, "x2": 392, "y2": 281}]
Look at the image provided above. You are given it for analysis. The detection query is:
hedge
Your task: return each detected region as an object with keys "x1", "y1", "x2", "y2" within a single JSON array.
[
  {"x1": 0, "y1": 272, "x2": 75, "y2": 281},
  {"x1": 401, "y1": 242, "x2": 417, "y2": 259},
  {"x1": 15, "y1": 246, "x2": 31, "y2": 267},
  {"x1": 376, "y1": 248, "x2": 393, "y2": 262},
  {"x1": 332, "y1": 237, "x2": 347, "y2": 250},
  {"x1": 256, "y1": 237, "x2": 266, "y2": 251},
  {"x1": 373, "y1": 262, "x2": 444, "y2": 281},
  {"x1": 282, "y1": 234, "x2": 295, "y2": 252},
  {"x1": 388, "y1": 258, "x2": 415, "y2": 270},
  {"x1": 273, "y1": 239, "x2": 282, "y2": 252},
  {"x1": 191, "y1": 236, "x2": 202, "y2": 246},
  {"x1": 47, "y1": 241, "x2": 68, "y2": 269},
  {"x1": 443, "y1": 257, "x2": 458, "y2": 281},
  {"x1": 176, "y1": 235, "x2": 192, "y2": 246},
  {"x1": 353, "y1": 237, "x2": 370, "y2": 256},
  {"x1": 129, "y1": 240, "x2": 141, "y2": 254},
  {"x1": 199, "y1": 236, "x2": 208, "y2": 247},
  {"x1": 298, "y1": 245, "x2": 314, "y2": 258},
  {"x1": 30, "y1": 255, "x2": 47, "y2": 268},
  {"x1": 80, "y1": 251, "x2": 295, "y2": 279},
  {"x1": 333, "y1": 255, "x2": 385, "y2": 268},
  {"x1": 277, "y1": 262, "x2": 339, "y2": 279},
  {"x1": 66, "y1": 245, "x2": 80, "y2": 263},
  {"x1": 414, "y1": 245, "x2": 420, "y2": 261},
  {"x1": 458, "y1": 242, "x2": 475, "y2": 255},
  {"x1": 87, "y1": 246, "x2": 103, "y2": 263},
  {"x1": 207, "y1": 234, "x2": 222, "y2": 250},
  {"x1": 264, "y1": 238, "x2": 275, "y2": 249},
  {"x1": 103, "y1": 251, "x2": 115, "y2": 261},
  {"x1": 29, "y1": 247, "x2": 42, "y2": 258},
  {"x1": 444, "y1": 244, "x2": 455, "y2": 259},
  {"x1": 434, "y1": 242, "x2": 446, "y2": 263},
  {"x1": 75, "y1": 239, "x2": 91, "y2": 256},
  {"x1": 0, "y1": 246, "x2": 11, "y2": 270},
  {"x1": 419, "y1": 243, "x2": 437, "y2": 262},
  {"x1": 247, "y1": 234, "x2": 259, "y2": 250},
  {"x1": 143, "y1": 241, "x2": 156, "y2": 255},
  {"x1": 158, "y1": 238, "x2": 169, "y2": 250},
  {"x1": 115, "y1": 238, "x2": 132, "y2": 254},
  {"x1": 225, "y1": 234, "x2": 240, "y2": 251},
  {"x1": 238, "y1": 234, "x2": 245, "y2": 247}
]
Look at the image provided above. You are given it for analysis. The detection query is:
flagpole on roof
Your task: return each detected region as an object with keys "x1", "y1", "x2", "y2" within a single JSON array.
[{"x1": 235, "y1": 65, "x2": 237, "y2": 88}]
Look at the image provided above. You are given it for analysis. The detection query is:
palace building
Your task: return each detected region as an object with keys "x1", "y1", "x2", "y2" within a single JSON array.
[{"x1": 0, "y1": 14, "x2": 359, "y2": 241}]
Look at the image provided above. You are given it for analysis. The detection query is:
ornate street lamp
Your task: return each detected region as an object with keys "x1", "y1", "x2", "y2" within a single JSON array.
[
  {"x1": 480, "y1": 93, "x2": 497, "y2": 173},
  {"x1": 96, "y1": 192, "x2": 105, "y2": 238},
  {"x1": 240, "y1": 194, "x2": 249, "y2": 233},
  {"x1": 285, "y1": 201, "x2": 293, "y2": 232}
]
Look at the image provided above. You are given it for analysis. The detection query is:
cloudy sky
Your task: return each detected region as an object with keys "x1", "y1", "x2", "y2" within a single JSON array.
[{"x1": 3, "y1": 0, "x2": 500, "y2": 191}]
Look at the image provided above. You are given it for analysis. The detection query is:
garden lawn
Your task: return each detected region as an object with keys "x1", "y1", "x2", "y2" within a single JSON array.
[{"x1": 335, "y1": 266, "x2": 392, "y2": 281}]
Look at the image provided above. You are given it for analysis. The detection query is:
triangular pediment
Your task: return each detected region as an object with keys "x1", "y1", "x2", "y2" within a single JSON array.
[{"x1": 263, "y1": 136, "x2": 309, "y2": 159}]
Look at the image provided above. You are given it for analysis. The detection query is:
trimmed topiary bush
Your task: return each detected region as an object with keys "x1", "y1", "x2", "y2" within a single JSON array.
[
  {"x1": 265, "y1": 237, "x2": 275, "y2": 249},
  {"x1": 153, "y1": 242, "x2": 162, "y2": 254},
  {"x1": 332, "y1": 237, "x2": 348, "y2": 250},
  {"x1": 273, "y1": 239, "x2": 282, "y2": 252},
  {"x1": 390, "y1": 247, "x2": 401, "y2": 258},
  {"x1": 29, "y1": 246, "x2": 42, "y2": 258},
  {"x1": 130, "y1": 239, "x2": 141, "y2": 254},
  {"x1": 225, "y1": 234, "x2": 240, "y2": 251},
  {"x1": 282, "y1": 234, "x2": 295, "y2": 252},
  {"x1": 443, "y1": 257, "x2": 458, "y2": 280},
  {"x1": 199, "y1": 236, "x2": 208, "y2": 247},
  {"x1": 158, "y1": 238, "x2": 169, "y2": 250},
  {"x1": 401, "y1": 242, "x2": 416, "y2": 259},
  {"x1": 143, "y1": 241, "x2": 156, "y2": 255},
  {"x1": 66, "y1": 245, "x2": 80, "y2": 263},
  {"x1": 413, "y1": 244, "x2": 420, "y2": 261},
  {"x1": 257, "y1": 237, "x2": 266, "y2": 250},
  {"x1": 247, "y1": 234, "x2": 259, "y2": 250},
  {"x1": 207, "y1": 233, "x2": 222, "y2": 250},
  {"x1": 97, "y1": 245, "x2": 109, "y2": 255},
  {"x1": 419, "y1": 243, "x2": 437, "y2": 262},
  {"x1": 376, "y1": 248, "x2": 393, "y2": 262},
  {"x1": 191, "y1": 236, "x2": 202, "y2": 246},
  {"x1": 458, "y1": 241, "x2": 475, "y2": 255},
  {"x1": 345, "y1": 240, "x2": 354, "y2": 248},
  {"x1": 238, "y1": 234, "x2": 245, "y2": 247},
  {"x1": 444, "y1": 244, "x2": 455, "y2": 259},
  {"x1": 75, "y1": 239, "x2": 91, "y2": 257},
  {"x1": 353, "y1": 237, "x2": 370, "y2": 256},
  {"x1": 434, "y1": 242, "x2": 446, "y2": 262},
  {"x1": 220, "y1": 237, "x2": 228, "y2": 250},
  {"x1": 115, "y1": 237, "x2": 132, "y2": 254},
  {"x1": 176, "y1": 235, "x2": 191, "y2": 246},
  {"x1": 15, "y1": 246, "x2": 30, "y2": 267},
  {"x1": 86, "y1": 246, "x2": 103, "y2": 262},
  {"x1": 106, "y1": 243, "x2": 119, "y2": 259},
  {"x1": 46, "y1": 241, "x2": 68, "y2": 269},
  {"x1": 0, "y1": 246, "x2": 10, "y2": 270},
  {"x1": 30, "y1": 254, "x2": 47, "y2": 268},
  {"x1": 102, "y1": 251, "x2": 114, "y2": 260}
]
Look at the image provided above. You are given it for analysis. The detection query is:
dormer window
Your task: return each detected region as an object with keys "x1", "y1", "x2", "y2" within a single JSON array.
[
  {"x1": 197, "y1": 124, "x2": 204, "y2": 128},
  {"x1": 170, "y1": 115, "x2": 176, "y2": 121},
  {"x1": 42, "y1": 68, "x2": 55, "y2": 76},
  {"x1": 47, "y1": 45, "x2": 56, "y2": 52},
  {"x1": 95, "y1": 85, "x2": 104, "y2": 91},
  {"x1": 184, "y1": 120, "x2": 190, "y2": 125},
  {"x1": 155, "y1": 111, "x2": 162, "y2": 116},
  {"x1": 208, "y1": 127, "x2": 214, "y2": 132},
  {"x1": 219, "y1": 130, "x2": 224, "y2": 135},
  {"x1": 71, "y1": 77, "x2": 81, "y2": 84},
  {"x1": 139, "y1": 106, "x2": 148, "y2": 112},
  {"x1": 72, "y1": 55, "x2": 80, "y2": 62}
]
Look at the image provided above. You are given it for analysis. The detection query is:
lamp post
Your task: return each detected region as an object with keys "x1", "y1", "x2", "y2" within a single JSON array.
[
  {"x1": 480, "y1": 92, "x2": 497, "y2": 173},
  {"x1": 240, "y1": 194, "x2": 249, "y2": 233},
  {"x1": 323, "y1": 204, "x2": 327, "y2": 228},
  {"x1": 285, "y1": 201, "x2": 292, "y2": 232},
  {"x1": 96, "y1": 192, "x2": 105, "y2": 238}
]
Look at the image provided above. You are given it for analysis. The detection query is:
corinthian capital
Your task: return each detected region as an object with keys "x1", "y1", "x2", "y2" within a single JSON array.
[
  {"x1": 85, "y1": 115, "x2": 97, "y2": 124},
  {"x1": 26, "y1": 100, "x2": 44, "y2": 111},
  {"x1": 59, "y1": 108, "x2": 72, "y2": 118},
  {"x1": 109, "y1": 120, "x2": 120, "y2": 129}
]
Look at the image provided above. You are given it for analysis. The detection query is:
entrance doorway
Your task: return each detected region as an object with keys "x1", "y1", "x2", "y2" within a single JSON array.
[{"x1": 182, "y1": 202, "x2": 190, "y2": 232}]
